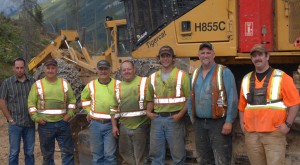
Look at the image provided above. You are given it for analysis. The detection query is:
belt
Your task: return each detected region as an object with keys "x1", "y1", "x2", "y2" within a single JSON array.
[
  {"x1": 94, "y1": 119, "x2": 111, "y2": 124},
  {"x1": 154, "y1": 111, "x2": 179, "y2": 117},
  {"x1": 195, "y1": 116, "x2": 225, "y2": 120},
  {"x1": 196, "y1": 116, "x2": 212, "y2": 120}
]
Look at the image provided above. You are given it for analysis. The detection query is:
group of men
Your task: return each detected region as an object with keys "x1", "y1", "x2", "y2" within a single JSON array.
[{"x1": 0, "y1": 42, "x2": 299, "y2": 165}]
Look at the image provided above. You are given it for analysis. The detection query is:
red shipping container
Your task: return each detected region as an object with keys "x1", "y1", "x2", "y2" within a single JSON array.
[{"x1": 238, "y1": 0, "x2": 274, "y2": 53}]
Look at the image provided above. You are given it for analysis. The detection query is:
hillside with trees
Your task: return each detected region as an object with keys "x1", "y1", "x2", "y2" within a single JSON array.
[
  {"x1": 0, "y1": 14, "x2": 21, "y2": 82},
  {"x1": 0, "y1": 0, "x2": 46, "y2": 83},
  {"x1": 41, "y1": 0, "x2": 125, "y2": 53},
  {"x1": 0, "y1": 0, "x2": 125, "y2": 83}
]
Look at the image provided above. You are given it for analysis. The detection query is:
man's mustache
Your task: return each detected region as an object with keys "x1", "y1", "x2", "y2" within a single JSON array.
[{"x1": 254, "y1": 60, "x2": 262, "y2": 63}]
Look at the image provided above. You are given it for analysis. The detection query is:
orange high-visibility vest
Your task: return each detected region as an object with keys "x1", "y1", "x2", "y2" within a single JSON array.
[{"x1": 191, "y1": 64, "x2": 227, "y2": 119}]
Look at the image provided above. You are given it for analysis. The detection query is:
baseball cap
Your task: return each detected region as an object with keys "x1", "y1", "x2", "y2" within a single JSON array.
[
  {"x1": 250, "y1": 44, "x2": 268, "y2": 55},
  {"x1": 199, "y1": 42, "x2": 213, "y2": 51},
  {"x1": 97, "y1": 60, "x2": 111, "y2": 69},
  {"x1": 44, "y1": 59, "x2": 57, "y2": 66},
  {"x1": 158, "y1": 45, "x2": 175, "y2": 56}
]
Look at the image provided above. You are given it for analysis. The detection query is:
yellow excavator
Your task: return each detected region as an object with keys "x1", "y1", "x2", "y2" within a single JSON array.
[
  {"x1": 28, "y1": 19, "x2": 128, "y2": 84},
  {"x1": 120, "y1": 0, "x2": 300, "y2": 164}
]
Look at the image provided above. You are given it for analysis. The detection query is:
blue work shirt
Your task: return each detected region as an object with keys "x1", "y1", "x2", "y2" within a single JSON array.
[{"x1": 187, "y1": 63, "x2": 238, "y2": 123}]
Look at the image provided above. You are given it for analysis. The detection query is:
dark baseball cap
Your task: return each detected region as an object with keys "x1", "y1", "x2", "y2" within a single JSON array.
[
  {"x1": 44, "y1": 59, "x2": 57, "y2": 66},
  {"x1": 97, "y1": 60, "x2": 111, "y2": 69},
  {"x1": 199, "y1": 42, "x2": 214, "y2": 51},
  {"x1": 250, "y1": 44, "x2": 268, "y2": 55},
  {"x1": 158, "y1": 45, "x2": 175, "y2": 56}
]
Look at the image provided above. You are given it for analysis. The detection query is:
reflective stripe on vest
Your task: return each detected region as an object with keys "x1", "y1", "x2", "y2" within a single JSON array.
[
  {"x1": 90, "y1": 111, "x2": 111, "y2": 119},
  {"x1": 244, "y1": 102, "x2": 287, "y2": 110},
  {"x1": 119, "y1": 110, "x2": 147, "y2": 117},
  {"x1": 154, "y1": 97, "x2": 186, "y2": 104},
  {"x1": 38, "y1": 109, "x2": 66, "y2": 114},
  {"x1": 88, "y1": 80, "x2": 96, "y2": 114},
  {"x1": 139, "y1": 77, "x2": 147, "y2": 109},
  {"x1": 150, "y1": 70, "x2": 185, "y2": 104},
  {"x1": 36, "y1": 80, "x2": 45, "y2": 109},
  {"x1": 270, "y1": 70, "x2": 283, "y2": 100},
  {"x1": 150, "y1": 73, "x2": 157, "y2": 97},
  {"x1": 35, "y1": 78, "x2": 69, "y2": 114},
  {"x1": 115, "y1": 80, "x2": 122, "y2": 105},
  {"x1": 191, "y1": 68, "x2": 200, "y2": 89},
  {"x1": 176, "y1": 71, "x2": 183, "y2": 97},
  {"x1": 29, "y1": 107, "x2": 37, "y2": 113},
  {"x1": 68, "y1": 104, "x2": 76, "y2": 109},
  {"x1": 217, "y1": 65, "x2": 223, "y2": 91},
  {"x1": 242, "y1": 69, "x2": 286, "y2": 109},
  {"x1": 81, "y1": 100, "x2": 91, "y2": 107}
]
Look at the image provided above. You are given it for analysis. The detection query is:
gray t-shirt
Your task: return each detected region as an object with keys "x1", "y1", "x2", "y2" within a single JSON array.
[{"x1": 161, "y1": 72, "x2": 170, "y2": 82}]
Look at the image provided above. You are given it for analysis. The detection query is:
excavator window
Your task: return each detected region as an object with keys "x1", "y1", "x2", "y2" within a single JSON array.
[
  {"x1": 124, "y1": 0, "x2": 165, "y2": 45},
  {"x1": 117, "y1": 24, "x2": 131, "y2": 57},
  {"x1": 123, "y1": 0, "x2": 204, "y2": 50}
]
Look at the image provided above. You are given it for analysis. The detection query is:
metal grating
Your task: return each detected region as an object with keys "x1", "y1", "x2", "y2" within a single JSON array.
[{"x1": 289, "y1": 0, "x2": 300, "y2": 43}]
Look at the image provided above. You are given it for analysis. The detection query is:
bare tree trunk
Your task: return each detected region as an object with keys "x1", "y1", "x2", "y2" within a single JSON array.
[
  {"x1": 66, "y1": 0, "x2": 80, "y2": 31},
  {"x1": 19, "y1": 0, "x2": 41, "y2": 62}
]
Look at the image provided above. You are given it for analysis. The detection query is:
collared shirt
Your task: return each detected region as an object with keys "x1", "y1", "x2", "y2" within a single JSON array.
[
  {"x1": 187, "y1": 63, "x2": 238, "y2": 123},
  {"x1": 0, "y1": 75, "x2": 35, "y2": 127}
]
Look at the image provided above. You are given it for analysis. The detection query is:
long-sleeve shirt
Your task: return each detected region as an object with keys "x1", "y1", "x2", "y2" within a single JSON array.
[
  {"x1": 188, "y1": 63, "x2": 238, "y2": 123},
  {"x1": 28, "y1": 77, "x2": 76, "y2": 122},
  {"x1": 0, "y1": 75, "x2": 35, "y2": 127}
]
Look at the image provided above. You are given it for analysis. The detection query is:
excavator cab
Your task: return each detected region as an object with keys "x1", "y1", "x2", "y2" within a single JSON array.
[
  {"x1": 116, "y1": 23, "x2": 130, "y2": 57},
  {"x1": 123, "y1": 0, "x2": 205, "y2": 50}
]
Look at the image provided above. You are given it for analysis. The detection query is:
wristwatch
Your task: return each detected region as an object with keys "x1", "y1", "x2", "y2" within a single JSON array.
[
  {"x1": 285, "y1": 121, "x2": 292, "y2": 128},
  {"x1": 7, "y1": 119, "x2": 14, "y2": 123}
]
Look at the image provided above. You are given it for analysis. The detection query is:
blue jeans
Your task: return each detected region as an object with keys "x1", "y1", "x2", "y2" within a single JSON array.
[
  {"x1": 38, "y1": 120, "x2": 74, "y2": 165},
  {"x1": 119, "y1": 123, "x2": 150, "y2": 165},
  {"x1": 194, "y1": 117, "x2": 232, "y2": 165},
  {"x1": 89, "y1": 120, "x2": 117, "y2": 165},
  {"x1": 149, "y1": 117, "x2": 186, "y2": 165},
  {"x1": 8, "y1": 124, "x2": 35, "y2": 165}
]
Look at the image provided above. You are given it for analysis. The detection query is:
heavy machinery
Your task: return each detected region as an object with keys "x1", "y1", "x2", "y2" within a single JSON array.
[
  {"x1": 29, "y1": 0, "x2": 300, "y2": 164},
  {"x1": 28, "y1": 19, "x2": 128, "y2": 84},
  {"x1": 119, "y1": 0, "x2": 300, "y2": 164}
]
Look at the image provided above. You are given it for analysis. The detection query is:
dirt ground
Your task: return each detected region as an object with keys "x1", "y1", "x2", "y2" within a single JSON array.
[{"x1": 0, "y1": 112, "x2": 61, "y2": 165}]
